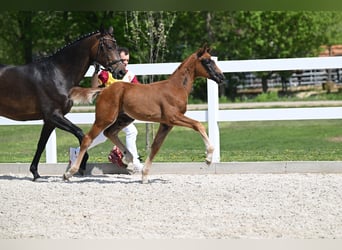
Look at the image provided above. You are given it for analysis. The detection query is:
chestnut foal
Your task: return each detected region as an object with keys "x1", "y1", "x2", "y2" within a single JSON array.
[{"x1": 64, "y1": 45, "x2": 224, "y2": 183}]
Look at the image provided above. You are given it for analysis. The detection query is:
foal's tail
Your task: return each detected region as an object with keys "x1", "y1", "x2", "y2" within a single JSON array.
[{"x1": 69, "y1": 87, "x2": 103, "y2": 104}]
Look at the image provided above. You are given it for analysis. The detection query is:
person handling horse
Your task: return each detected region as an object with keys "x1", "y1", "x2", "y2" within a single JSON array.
[{"x1": 70, "y1": 47, "x2": 144, "y2": 172}]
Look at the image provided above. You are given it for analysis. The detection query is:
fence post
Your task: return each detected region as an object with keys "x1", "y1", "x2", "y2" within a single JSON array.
[
  {"x1": 45, "y1": 129, "x2": 57, "y2": 163},
  {"x1": 207, "y1": 56, "x2": 220, "y2": 163}
]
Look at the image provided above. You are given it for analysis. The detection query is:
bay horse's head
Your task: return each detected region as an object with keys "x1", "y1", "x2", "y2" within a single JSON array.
[
  {"x1": 195, "y1": 45, "x2": 225, "y2": 84},
  {"x1": 92, "y1": 26, "x2": 126, "y2": 79}
]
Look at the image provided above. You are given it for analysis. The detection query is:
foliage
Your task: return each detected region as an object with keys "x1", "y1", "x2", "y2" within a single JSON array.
[
  {"x1": 0, "y1": 11, "x2": 127, "y2": 64},
  {"x1": 1, "y1": 11, "x2": 342, "y2": 98},
  {"x1": 123, "y1": 11, "x2": 176, "y2": 83},
  {"x1": 253, "y1": 92, "x2": 279, "y2": 102},
  {"x1": 193, "y1": 11, "x2": 342, "y2": 94}
]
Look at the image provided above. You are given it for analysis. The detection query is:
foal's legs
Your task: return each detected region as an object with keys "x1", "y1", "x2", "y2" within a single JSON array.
[
  {"x1": 63, "y1": 105, "x2": 120, "y2": 180},
  {"x1": 63, "y1": 123, "x2": 104, "y2": 180},
  {"x1": 142, "y1": 123, "x2": 173, "y2": 184},
  {"x1": 104, "y1": 114, "x2": 137, "y2": 172},
  {"x1": 171, "y1": 114, "x2": 214, "y2": 164}
]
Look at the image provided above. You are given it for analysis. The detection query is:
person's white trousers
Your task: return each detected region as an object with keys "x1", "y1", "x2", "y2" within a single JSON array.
[{"x1": 88, "y1": 123, "x2": 140, "y2": 164}]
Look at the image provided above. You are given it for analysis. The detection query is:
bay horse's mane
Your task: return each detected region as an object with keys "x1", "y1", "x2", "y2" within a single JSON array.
[
  {"x1": 34, "y1": 30, "x2": 101, "y2": 62},
  {"x1": 54, "y1": 30, "x2": 101, "y2": 55}
]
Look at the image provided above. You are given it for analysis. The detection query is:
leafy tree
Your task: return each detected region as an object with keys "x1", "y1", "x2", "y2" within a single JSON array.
[
  {"x1": 123, "y1": 11, "x2": 176, "y2": 78},
  {"x1": 315, "y1": 12, "x2": 342, "y2": 82},
  {"x1": 0, "y1": 11, "x2": 127, "y2": 65},
  {"x1": 2, "y1": 11, "x2": 342, "y2": 98},
  {"x1": 207, "y1": 11, "x2": 340, "y2": 93}
]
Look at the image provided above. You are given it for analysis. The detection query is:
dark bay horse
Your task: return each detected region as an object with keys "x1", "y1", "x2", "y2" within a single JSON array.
[
  {"x1": 64, "y1": 45, "x2": 225, "y2": 184},
  {"x1": 0, "y1": 27, "x2": 126, "y2": 181}
]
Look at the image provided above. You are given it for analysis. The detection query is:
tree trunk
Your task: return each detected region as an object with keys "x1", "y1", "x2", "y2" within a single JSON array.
[
  {"x1": 261, "y1": 75, "x2": 268, "y2": 93},
  {"x1": 18, "y1": 11, "x2": 33, "y2": 63}
]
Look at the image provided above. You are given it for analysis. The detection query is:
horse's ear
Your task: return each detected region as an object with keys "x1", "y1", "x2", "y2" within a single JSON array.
[
  {"x1": 108, "y1": 26, "x2": 114, "y2": 36},
  {"x1": 197, "y1": 43, "x2": 210, "y2": 57},
  {"x1": 197, "y1": 47, "x2": 204, "y2": 57},
  {"x1": 203, "y1": 43, "x2": 210, "y2": 53},
  {"x1": 99, "y1": 24, "x2": 105, "y2": 35},
  {"x1": 99, "y1": 25, "x2": 114, "y2": 36}
]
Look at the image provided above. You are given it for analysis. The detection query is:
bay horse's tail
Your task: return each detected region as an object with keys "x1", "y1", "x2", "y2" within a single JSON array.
[{"x1": 69, "y1": 87, "x2": 103, "y2": 104}]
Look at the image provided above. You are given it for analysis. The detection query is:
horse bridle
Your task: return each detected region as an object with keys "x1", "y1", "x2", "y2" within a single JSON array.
[{"x1": 93, "y1": 36, "x2": 123, "y2": 74}]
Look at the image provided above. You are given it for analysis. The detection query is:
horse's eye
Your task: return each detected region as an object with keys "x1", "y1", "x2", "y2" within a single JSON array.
[{"x1": 202, "y1": 59, "x2": 211, "y2": 64}]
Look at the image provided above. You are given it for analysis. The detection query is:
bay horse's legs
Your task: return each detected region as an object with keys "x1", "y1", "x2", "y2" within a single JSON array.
[
  {"x1": 30, "y1": 122, "x2": 55, "y2": 181},
  {"x1": 48, "y1": 112, "x2": 89, "y2": 173},
  {"x1": 170, "y1": 114, "x2": 214, "y2": 164},
  {"x1": 142, "y1": 123, "x2": 173, "y2": 184}
]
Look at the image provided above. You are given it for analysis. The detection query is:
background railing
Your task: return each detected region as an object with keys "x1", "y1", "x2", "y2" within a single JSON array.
[{"x1": 1, "y1": 56, "x2": 342, "y2": 163}]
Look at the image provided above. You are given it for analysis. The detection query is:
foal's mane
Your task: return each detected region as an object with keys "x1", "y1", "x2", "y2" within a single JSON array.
[{"x1": 172, "y1": 52, "x2": 197, "y2": 73}]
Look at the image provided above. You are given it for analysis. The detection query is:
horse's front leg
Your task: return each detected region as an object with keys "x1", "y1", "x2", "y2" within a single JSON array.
[
  {"x1": 171, "y1": 114, "x2": 214, "y2": 165},
  {"x1": 30, "y1": 122, "x2": 55, "y2": 181},
  {"x1": 142, "y1": 124, "x2": 173, "y2": 184}
]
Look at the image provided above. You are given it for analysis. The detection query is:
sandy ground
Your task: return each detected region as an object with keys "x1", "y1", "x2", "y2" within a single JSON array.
[{"x1": 1, "y1": 172, "x2": 342, "y2": 239}]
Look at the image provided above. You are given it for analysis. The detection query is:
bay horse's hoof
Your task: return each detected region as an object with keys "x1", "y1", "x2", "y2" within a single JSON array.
[
  {"x1": 32, "y1": 174, "x2": 41, "y2": 182},
  {"x1": 63, "y1": 173, "x2": 71, "y2": 181},
  {"x1": 77, "y1": 168, "x2": 85, "y2": 176}
]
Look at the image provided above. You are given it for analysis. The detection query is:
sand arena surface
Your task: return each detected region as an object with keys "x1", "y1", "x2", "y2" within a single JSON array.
[{"x1": 1, "y1": 173, "x2": 342, "y2": 239}]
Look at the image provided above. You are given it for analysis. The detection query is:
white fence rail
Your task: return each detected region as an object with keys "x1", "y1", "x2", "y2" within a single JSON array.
[{"x1": 1, "y1": 56, "x2": 342, "y2": 163}]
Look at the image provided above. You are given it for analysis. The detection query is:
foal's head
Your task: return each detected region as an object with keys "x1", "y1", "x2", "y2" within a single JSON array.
[
  {"x1": 195, "y1": 45, "x2": 225, "y2": 84},
  {"x1": 92, "y1": 26, "x2": 126, "y2": 79}
]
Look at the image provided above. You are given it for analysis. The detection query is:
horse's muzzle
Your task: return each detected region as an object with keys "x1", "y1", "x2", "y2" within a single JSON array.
[
  {"x1": 212, "y1": 73, "x2": 225, "y2": 84},
  {"x1": 108, "y1": 65, "x2": 126, "y2": 79}
]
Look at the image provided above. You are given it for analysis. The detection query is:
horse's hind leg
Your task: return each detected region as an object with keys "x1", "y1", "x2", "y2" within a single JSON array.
[
  {"x1": 105, "y1": 127, "x2": 133, "y2": 164},
  {"x1": 104, "y1": 119, "x2": 136, "y2": 171},
  {"x1": 49, "y1": 112, "x2": 89, "y2": 174},
  {"x1": 30, "y1": 122, "x2": 55, "y2": 181},
  {"x1": 142, "y1": 123, "x2": 173, "y2": 184}
]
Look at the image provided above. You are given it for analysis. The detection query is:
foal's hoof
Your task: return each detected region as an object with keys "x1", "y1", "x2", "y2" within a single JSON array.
[
  {"x1": 205, "y1": 158, "x2": 212, "y2": 166},
  {"x1": 142, "y1": 177, "x2": 149, "y2": 184},
  {"x1": 126, "y1": 163, "x2": 142, "y2": 175}
]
